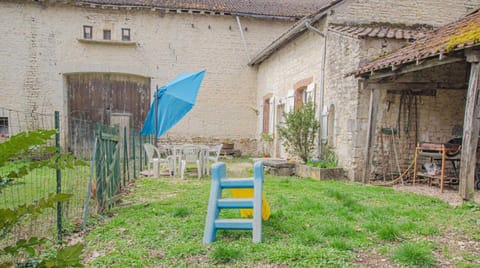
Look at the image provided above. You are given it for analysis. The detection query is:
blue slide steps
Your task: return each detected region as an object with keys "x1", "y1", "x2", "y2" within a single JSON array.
[{"x1": 203, "y1": 161, "x2": 264, "y2": 244}]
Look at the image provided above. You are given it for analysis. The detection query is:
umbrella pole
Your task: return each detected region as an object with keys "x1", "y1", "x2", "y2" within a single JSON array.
[{"x1": 154, "y1": 85, "x2": 158, "y2": 147}]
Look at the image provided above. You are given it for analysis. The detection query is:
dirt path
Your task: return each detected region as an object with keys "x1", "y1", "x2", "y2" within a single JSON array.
[
  {"x1": 226, "y1": 161, "x2": 252, "y2": 177},
  {"x1": 392, "y1": 184, "x2": 480, "y2": 207}
]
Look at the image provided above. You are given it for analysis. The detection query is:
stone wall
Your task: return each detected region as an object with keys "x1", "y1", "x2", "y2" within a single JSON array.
[
  {"x1": 256, "y1": 20, "x2": 326, "y2": 157},
  {"x1": 369, "y1": 62, "x2": 468, "y2": 179},
  {"x1": 323, "y1": 30, "x2": 361, "y2": 179},
  {"x1": 0, "y1": 1, "x2": 292, "y2": 154},
  {"x1": 323, "y1": 29, "x2": 408, "y2": 180},
  {"x1": 331, "y1": 0, "x2": 479, "y2": 26}
]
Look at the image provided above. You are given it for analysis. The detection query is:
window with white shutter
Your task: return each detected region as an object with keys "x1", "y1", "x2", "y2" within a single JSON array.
[
  {"x1": 306, "y1": 83, "x2": 315, "y2": 103},
  {"x1": 262, "y1": 93, "x2": 273, "y2": 134},
  {"x1": 268, "y1": 96, "x2": 275, "y2": 134},
  {"x1": 286, "y1": 90, "x2": 294, "y2": 113}
]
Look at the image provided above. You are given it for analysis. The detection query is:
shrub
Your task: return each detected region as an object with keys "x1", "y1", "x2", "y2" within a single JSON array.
[{"x1": 277, "y1": 102, "x2": 320, "y2": 163}]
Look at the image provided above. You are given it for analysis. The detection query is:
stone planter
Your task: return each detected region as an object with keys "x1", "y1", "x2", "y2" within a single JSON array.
[
  {"x1": 296, "y1": 164, "x2": 345, "y2": 181},
  {"x1": 253, "y1": 158, "x2": 296, "y2": 176}
]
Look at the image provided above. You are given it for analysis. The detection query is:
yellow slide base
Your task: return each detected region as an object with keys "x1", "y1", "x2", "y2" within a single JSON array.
[{"x1": 230, "y1": 189, "x2": 271, "y2": 221}]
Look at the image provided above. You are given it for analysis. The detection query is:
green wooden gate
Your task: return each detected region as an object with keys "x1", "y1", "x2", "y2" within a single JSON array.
[{"x1": 95, "y1": 124, "x2": 121, "y2": 213}]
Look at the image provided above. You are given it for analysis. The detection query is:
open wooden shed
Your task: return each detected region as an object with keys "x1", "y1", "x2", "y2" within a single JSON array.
[{"x1": 353, "y1": 10, "x2": 480, "y2": 200}]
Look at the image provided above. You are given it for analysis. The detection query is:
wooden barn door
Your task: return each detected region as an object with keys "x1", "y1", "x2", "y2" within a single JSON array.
[{"x1": 67, "y1": 73, "x2": 150, "y2": 153}]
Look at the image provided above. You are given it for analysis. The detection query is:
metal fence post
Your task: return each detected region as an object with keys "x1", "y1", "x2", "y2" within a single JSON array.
[
  {"x1": 123, "y1": 127, "x2": 128, "y2": 187},
  {"x1": 133, "y1": 130, "x2": 136, "y2": 179},
  {"x1": 54, "y1": 111, "x2": 62, "y2": 244}
]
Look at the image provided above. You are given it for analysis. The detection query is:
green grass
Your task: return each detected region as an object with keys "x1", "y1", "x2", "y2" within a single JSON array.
[
  {"x1": 210, "y1": 247, "x2": 243, "y2": 264},
  {"x1": 0, "y1": 164, "x2": 90, "y2": 209},
  {"x1": 392, "y1": 241, "x2": 436, "y2": 266},
  {"x1": 0, "y1": 162, "x2": 91, "y2": 248},
  {"x1": 82, "y1": 161, "x2": 480, "y2": 267},
  {"x1": 377, "y1": 224, "x2": 401, "y2": 241}
]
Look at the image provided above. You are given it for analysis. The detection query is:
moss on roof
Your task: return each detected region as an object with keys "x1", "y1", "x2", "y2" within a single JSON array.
[{"x1": 445, "y1": 24, "x2": 480, "y2": 52}]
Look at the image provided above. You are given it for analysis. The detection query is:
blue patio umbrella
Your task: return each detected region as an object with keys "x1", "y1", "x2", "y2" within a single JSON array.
[{"x1": 141, "y1": 70, "x2": 206, "y2": 137}]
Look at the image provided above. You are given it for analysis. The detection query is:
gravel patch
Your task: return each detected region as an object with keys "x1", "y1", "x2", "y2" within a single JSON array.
[{"x1": 392, "y1": 184, "x2": 480, "y2": 207}]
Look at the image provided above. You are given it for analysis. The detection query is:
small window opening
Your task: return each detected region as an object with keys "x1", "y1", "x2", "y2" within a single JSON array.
[
  {"x1": 103, "y1": 29, "x2": 111, "y2": 40},
  {"x1": 83, "y1": 25, "x2": 92, "y2": 39},
  {"x1": 121, "y1": 28, "x2": 130, "y2": 41},
  {"x1": 0, "y1": 117, "x2": 9, "y2": 137}
]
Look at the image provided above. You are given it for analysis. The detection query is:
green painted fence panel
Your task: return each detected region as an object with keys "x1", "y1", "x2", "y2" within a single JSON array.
[{"x1": 94, "y1": 124, "x2": 121, "y2": 213}]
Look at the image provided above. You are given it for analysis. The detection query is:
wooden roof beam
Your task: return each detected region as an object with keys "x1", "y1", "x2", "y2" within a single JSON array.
[
  {"x1": 364, "y1": 82, "x2": 468, "y2": 90},
  {"x1": 368, "y1": 56, "x2": 464, "y2": 80}
]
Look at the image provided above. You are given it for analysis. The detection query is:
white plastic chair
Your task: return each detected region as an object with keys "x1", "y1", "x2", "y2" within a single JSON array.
[
  {"x1": 208, "y1": 144, "x2": 223, "y2": 163},
  {"x1": 204, "y1": 144, "x2": 222, "y2": 175},
  {"x1": 143, "y1": 143, "x2": 172, "y2": 177},
  {"x1": 179, "y1": 144, "x2": 202, "y2": 179}
]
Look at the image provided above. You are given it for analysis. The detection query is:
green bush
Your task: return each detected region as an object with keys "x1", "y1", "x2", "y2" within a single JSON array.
[{"x1": 277, "y1": 102, "x2": 320, "y2": 163}]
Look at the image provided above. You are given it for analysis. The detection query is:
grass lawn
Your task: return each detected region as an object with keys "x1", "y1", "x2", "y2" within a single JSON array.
[{"x1": 82, "y1": 161, "x2": 480, "y2": 267}]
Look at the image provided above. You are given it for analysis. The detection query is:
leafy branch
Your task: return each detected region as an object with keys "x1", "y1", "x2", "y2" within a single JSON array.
[{"x1": 0, "y1": 129, "x2": 86, "y2": 267}]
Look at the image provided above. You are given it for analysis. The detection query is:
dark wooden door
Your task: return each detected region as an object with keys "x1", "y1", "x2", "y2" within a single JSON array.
[{"x1": 67, "y1": 73, "x2": 150, "y2": 152}]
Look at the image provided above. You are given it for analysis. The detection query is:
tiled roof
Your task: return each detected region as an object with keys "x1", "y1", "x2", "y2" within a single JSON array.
[
  {"x1": 329, "y1": 24, "x2": 428, "y2": 40},
  {"x1": 74, "y1": 0, "x2": 336, "y2": 18},
  {"x1": 248, "y1": 0, "x2": 344, "y2": 66},
  {"x1": 353, "y1": 9, "x2": 480, "y2": 77}
]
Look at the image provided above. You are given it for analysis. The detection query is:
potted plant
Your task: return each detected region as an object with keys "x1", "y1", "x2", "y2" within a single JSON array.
[
  {"x1": 261, "y1": 133, "x2": 273, "y2": 158},
  {"x1": 297, "y1": 145, "x2": 345, "y2": 180},
  {"x1": 276, "y1": 102, "x2": 344, "y2": 180}
]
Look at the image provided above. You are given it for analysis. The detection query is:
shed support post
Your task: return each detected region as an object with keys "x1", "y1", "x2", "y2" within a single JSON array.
[
  {"x1": 459, "y1": 50, "x2": 480, "y2": 200},
  {"x1": 363, "y1": 88, "x2": 378, "y2": 183}
]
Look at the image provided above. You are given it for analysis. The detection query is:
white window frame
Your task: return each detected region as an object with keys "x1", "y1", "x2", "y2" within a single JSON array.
[
  {"x1": 321, "y1": 106, "x2": 328, "y2": 144},
  {"x1": 286, "y1": 90, "x2": 294, "y2": 113},
  {"x1": 306, "y1": 83, "x2": 315, "y2": 104},
  {"x1": 268, "y1": 96, "x2": 275, "y2": 135}
]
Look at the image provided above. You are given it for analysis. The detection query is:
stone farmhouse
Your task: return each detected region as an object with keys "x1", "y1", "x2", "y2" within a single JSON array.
[
  {"x1": 252, "y1": 0, "x2": 479, "y2": 181},
  {"x1": 0, "y1": 0, "x2": 331, "y2": 152},
  {"x1": 1, "y1": 0, "x2": 479, "y2": 183}
]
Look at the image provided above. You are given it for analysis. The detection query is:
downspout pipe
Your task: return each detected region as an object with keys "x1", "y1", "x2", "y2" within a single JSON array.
[
  {"x1": 304, "y1": 21, "x2": 327, "y2": 158},
  {"x1": 236, "y1": 16, "x2": 252, "y2": 62}
]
